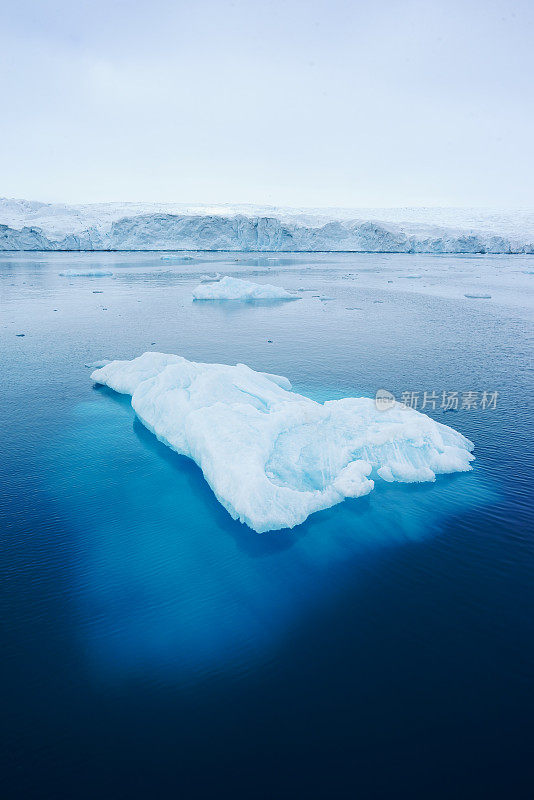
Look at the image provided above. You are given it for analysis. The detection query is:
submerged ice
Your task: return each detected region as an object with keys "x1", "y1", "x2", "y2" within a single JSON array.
[
  {"x1": 91, "y1": 353, "x2": 474, "y2": 532},
  {"x1": 192, "y1": 275, "x2": 296, "y2": 301}
]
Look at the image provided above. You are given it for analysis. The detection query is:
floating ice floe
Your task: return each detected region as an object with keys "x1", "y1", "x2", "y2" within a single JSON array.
[
  {"x1": 199, "y1": 272, "x2": 221, "y2": 282},
  {"x1": 192, "y1": 275, "x2": 297, "y2": 301},
  {"x1": 160, "y1": 255, "x2": 195, "y2": 262},
  {"x1": 91, "y1": 352, "x2": 475, "y2": 533},
  {"x1": 85, "y1": 359, "x2": 111, "y2": 369},
  {"x1": 59, "y1": 269, "x2": 113, "y2": 277}
]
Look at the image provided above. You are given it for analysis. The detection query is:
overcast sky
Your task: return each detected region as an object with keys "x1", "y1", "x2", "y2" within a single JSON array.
[{"x1": 1, "y1": 0, "x2": 532, "y2": 207}]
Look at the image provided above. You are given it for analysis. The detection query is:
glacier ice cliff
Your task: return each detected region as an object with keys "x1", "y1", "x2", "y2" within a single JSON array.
[
  {"x1": 91, "y1": 353, "x2": 475, "y2": 533},
  {"x1": 1, "y1": 199, "x2": 533, "y2": 253},
  {"x1": 192, "y1": 275, "x2": 297, "y2": 300}
]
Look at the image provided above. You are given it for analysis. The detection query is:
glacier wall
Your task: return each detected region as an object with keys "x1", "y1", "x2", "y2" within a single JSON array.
[{"x1": 1, "y1": 199, "x2": 533, "y2": 253}]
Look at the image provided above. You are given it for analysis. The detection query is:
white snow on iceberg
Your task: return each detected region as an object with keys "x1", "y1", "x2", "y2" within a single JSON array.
[
  {"x1": 91, "y1": 353, "x2": 474, "y2": 533},
  {"x1": 192, "y1": 275, "x2": 296, "y2": 301},
  {"x1": 59, "y1": 269, "x2": 113, "y2": 277}
]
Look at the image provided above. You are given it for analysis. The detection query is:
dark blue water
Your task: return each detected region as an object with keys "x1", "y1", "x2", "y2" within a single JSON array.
[{"x1": 2, "y1": 253, "x2": 533, "y2": 799}]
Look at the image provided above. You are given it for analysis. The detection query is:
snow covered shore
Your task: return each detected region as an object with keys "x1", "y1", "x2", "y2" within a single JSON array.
[{"x1": 1, "y1": 198, "x2": 533, "y2": 253}]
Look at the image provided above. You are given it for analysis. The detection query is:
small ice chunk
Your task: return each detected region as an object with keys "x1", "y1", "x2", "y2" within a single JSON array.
[
  {"x1": 91, "y1": 352, "x2": 475, "y2": 533},
  {"x1": 192, "y1": 275, "x2": 297, "y2": 301},
  {"x1": 85, "y1": 359, "x2": 111, "y2": 369},
  {"x1": 59, "y1": 269, "x2": 113, "y2": 277}
]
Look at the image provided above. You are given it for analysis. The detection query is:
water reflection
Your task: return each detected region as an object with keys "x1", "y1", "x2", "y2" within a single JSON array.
[{"x1": 44, "y1": 389, "x2": 495, "y2": 684}]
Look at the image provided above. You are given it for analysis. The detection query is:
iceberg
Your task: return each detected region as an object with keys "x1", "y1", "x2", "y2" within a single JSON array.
[
  {"x1": 160, "y1": 255, "x2": 195, "y2": 262},
  {"x1": 59, "y1": 269, "x2": 113, "y2": 277},
  {"x1": 192, "y1": 275, "x2": 297, "y2": 301},
  {"x1": 91, "y1": 353, "x2": 475, "y2": 533}
]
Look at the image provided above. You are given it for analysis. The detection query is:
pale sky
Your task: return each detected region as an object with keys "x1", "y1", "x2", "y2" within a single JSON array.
[{"x1": 1, "y1": 0, "x2": 533, "y2": 207}]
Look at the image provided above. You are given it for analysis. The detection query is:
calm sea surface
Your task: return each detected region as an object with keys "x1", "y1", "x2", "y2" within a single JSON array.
[{"x1": 1, "y1": 252, "x2": 533, "y2": 799}]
